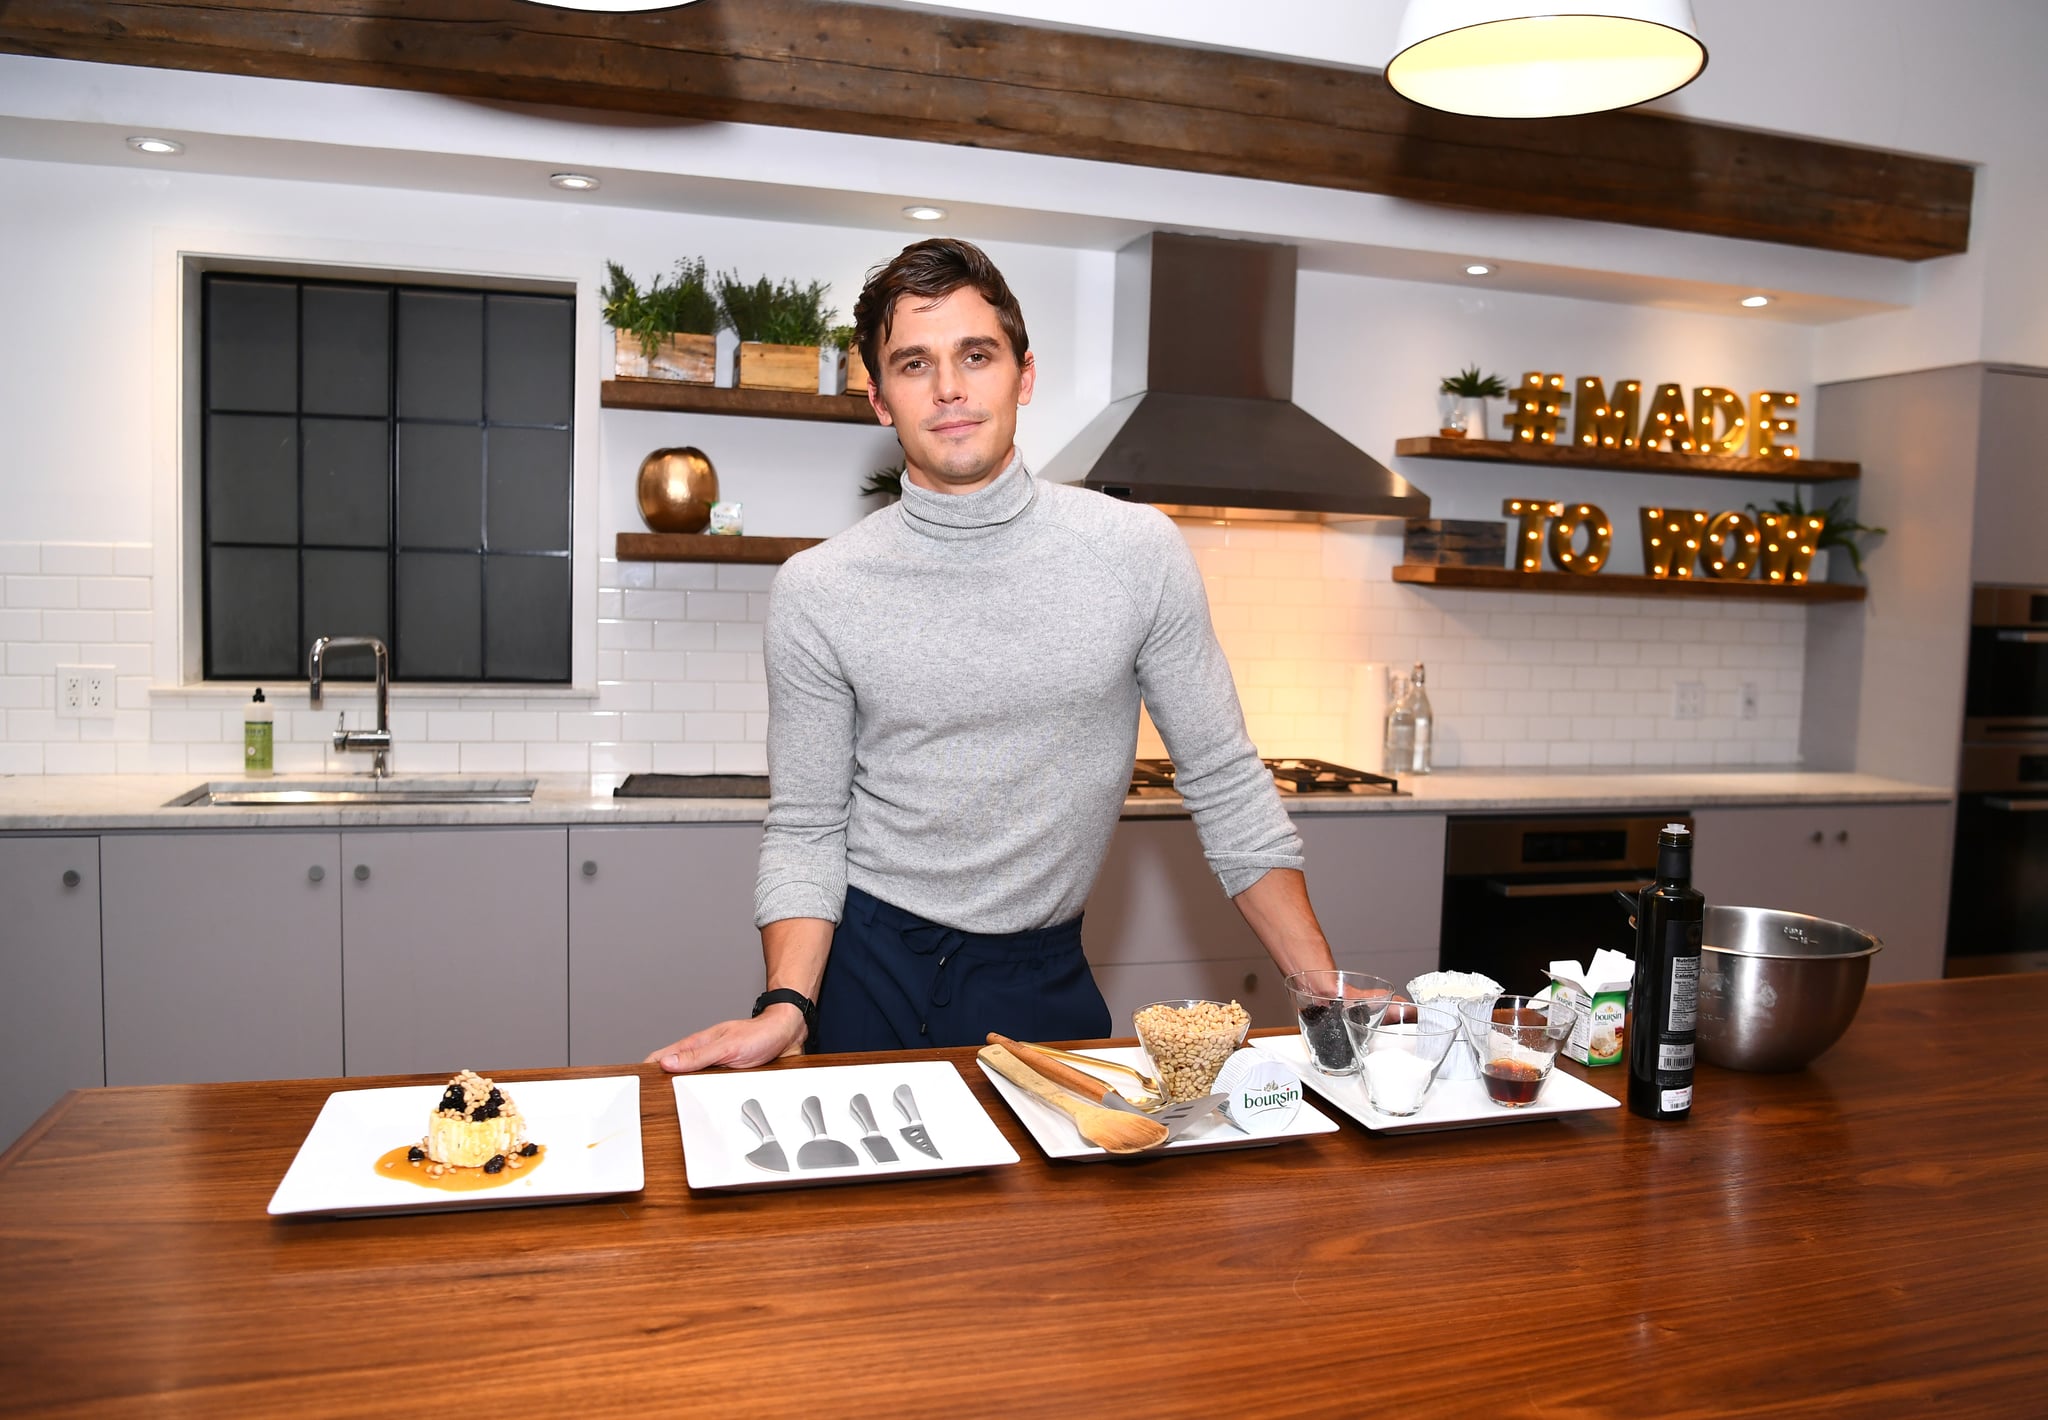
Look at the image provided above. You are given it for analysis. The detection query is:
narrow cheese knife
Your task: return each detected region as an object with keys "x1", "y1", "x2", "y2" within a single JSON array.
[
  {"x1": 892, "y1": 1083, "x2": 941, "y2": 1159},
  {"x1": 740, "y1": 1098, "x2": 788, "y2": 1173},
  {"x1": 849, "y1": 1093, "x2": 898, "y2": 1163}
]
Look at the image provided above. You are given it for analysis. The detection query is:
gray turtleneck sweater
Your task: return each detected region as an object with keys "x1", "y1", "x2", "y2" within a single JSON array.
[{"x1": 753, "y1": 456, "x2": 1303, "y2": 934}]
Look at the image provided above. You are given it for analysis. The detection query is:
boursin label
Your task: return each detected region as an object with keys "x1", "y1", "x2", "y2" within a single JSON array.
[{"x1": 1215, "y1": 1053, "x2": 1303, "y2": 1135}]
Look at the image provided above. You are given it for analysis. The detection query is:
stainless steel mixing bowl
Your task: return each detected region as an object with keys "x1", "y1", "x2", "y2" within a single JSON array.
[{"x1": 1697, "y1": 906, "x2": 1883, "y2": 1072}]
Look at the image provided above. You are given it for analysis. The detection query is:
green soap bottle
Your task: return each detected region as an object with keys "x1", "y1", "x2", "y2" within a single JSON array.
[{"x1": 244, "y1": 687, "x2": 273, "y2": 777}]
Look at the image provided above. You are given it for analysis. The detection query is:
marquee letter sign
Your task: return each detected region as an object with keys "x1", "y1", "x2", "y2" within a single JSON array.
[
  {"x1": 1572, "y1": 378, "x2": 1642, "y2": 451},
  {"x1": 1702, "y1": 510, "x2": 1760, "y2": 579},
  {"x1": 1750, "y1": 391, "x2": 1800, "y2": 460},
  {"x1": 1547, "y1": 503, "x2": 1612, "y2": 575},
  {"x1": 1692, "y1": 387, "x2": 1749, "y2": 456},
  {"x1": 1755, "y1": 511, "x2": 1827, "y2": 583},
  {"x1": 1503, "y1": 372, "x2": 1569, "y2": 444},
  {"x1": 1504, "y1": 497, "x2": 1563, "y2": 571},
  {"x1": 1638, "y1": 383, "x2": 1696, "y2": 453}
]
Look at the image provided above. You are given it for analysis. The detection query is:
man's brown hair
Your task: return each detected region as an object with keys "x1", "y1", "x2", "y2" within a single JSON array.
[{"x1": 853, "y1": 239, "x2": 1029, "y2": 390}]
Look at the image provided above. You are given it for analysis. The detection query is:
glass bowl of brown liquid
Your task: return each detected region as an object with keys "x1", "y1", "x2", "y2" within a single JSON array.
[{"x1": 1457, "y1": 995, "x2": 1572, "y2": 1107}]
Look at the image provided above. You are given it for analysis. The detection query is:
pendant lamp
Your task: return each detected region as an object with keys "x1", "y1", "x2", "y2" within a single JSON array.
[{"x1": 1387, "y1": 1, "x2": 1707, "y2": 119}]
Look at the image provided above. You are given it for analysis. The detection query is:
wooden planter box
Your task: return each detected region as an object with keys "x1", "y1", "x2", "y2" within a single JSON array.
[
  {"x1": 739, "y1": 341, "x2": 822, "y2": 392},
  {"x1": 845, "y1": 346, "x2": 871, "y2": 395},
  {"x1": 612, "y1": 329, "x2": 715, "y2": 383}
]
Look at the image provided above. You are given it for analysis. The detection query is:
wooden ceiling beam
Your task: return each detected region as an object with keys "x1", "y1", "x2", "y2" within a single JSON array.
[{"x1": 0, "y1": 0, "x2": 1973, "y2": 261}]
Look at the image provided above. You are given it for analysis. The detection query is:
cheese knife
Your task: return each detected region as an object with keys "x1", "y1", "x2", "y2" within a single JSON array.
[
  {"x1": 796, "y1": 1095, "x2": 861, "y2": 1170},
  {"x1": 849, "y1": 1093, "x2": 898, "y2": 1163},
  {"x1": 892, "y1": 1082, "x2": 941, "y2": 1159},
  {"x1": 739, "y1": 1098, "x2": 789, "y2": 1173}
]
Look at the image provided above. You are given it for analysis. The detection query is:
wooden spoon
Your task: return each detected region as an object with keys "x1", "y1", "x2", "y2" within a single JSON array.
[{"x1": 977, "y1": 1045, "x2": 1169, "y2": 1154}]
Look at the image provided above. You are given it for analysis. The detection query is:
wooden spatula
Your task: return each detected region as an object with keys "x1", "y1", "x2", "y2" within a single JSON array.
[{"x1": 978, "y1": 1044, "x2": 1169, "y2": 1154}]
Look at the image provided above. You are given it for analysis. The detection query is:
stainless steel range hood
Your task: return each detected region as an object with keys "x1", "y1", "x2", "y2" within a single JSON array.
[{"x1": 1041, "y1": 232, "x2": 1429, "y2": 523}]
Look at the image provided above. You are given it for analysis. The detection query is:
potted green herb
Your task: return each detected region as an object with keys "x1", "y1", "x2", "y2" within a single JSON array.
[
  {"x1": 1747, "y1": 490, "x2": 1888, "y2": 582},
  {"x1": 829, "y1": 324, "x2": 870, "y2": 396},
  {"x1": 1439, "y1": 365, "x2": 1508, "y2": 438},
  {"x1": 602, "y1": 259, "x2": 721, "y2": 382},
  {"x1": 715, "y1": 273, "x2": 837, "y2": 393}
]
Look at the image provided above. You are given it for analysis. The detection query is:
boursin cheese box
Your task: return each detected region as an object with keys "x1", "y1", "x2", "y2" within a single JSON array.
[
  {"x1": 1546, "y1": 950, "x2": 1635, "y2": 1067},
  {"x1": 1213, "y1": 1050, "x2": 1303, "y2": 1135}
]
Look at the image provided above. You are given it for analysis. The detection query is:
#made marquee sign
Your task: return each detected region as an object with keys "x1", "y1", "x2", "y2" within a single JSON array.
[{"x1": 1503, "y1": 371, "x2": 1801, "y2": 460}]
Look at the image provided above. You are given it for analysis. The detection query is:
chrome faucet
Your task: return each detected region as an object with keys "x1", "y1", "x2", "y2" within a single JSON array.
[{"x1": 308, "y1": 635, "x2": 393, "y2": 778}]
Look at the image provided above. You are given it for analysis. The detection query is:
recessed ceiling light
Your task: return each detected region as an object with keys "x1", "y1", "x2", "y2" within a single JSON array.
[
  {"x1": 901, "y1": 204, "x2": 948, "y2": 222},
  {"x1": 1464, "y1": 263, "x2": 1495, "y2": 277},
  {"x1": 549, "y1": 172, "x2": 601, "y2": 192},
  {"x1": 126, "y1": 136, "x2": 184, "y2": 155},
  {"x1": 1741, "y1": 294, "x2": 1771, "y2": 308}
]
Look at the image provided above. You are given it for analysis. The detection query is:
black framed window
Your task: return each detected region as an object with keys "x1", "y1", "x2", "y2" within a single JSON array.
[{"x1": 200, "y1": 273, "x2": 574, "y2": 683}]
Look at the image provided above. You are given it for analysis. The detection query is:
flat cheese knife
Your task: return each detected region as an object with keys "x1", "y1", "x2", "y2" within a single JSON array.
[
  {"x1": 740, "y1": 1098, "x2": 789, "y2": 1173},
  {"x1": 849, "y1": 1093, "x2": 898, "y2": 1163}
]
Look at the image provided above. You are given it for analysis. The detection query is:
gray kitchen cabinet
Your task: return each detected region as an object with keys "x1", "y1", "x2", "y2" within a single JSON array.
[
  {"x1": 101, "y1": 832, "x2": 344, "y2": 1085},
  {"x1": 1085, "y1": 812, "x2": 1446, "y2": 1029},
  {"x1": 0, "y1": 837, "x2": 106, "y2": 1148},
  {"x1": 1690, "y1": 802, "x2": 1953, "y2": 985},
  {"x1": 339, "y1": 828, "x2": 568, "y2": 1077},
  {"x1": 568, "y1": 824, "x2": 765, "y2": 1066}
]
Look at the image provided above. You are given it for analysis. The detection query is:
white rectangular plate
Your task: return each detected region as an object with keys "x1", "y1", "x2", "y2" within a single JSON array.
[
  {"x1": 267, "y1": 1075, "x2": 644, "y2": 1218},
  {"x1": 1254, "y1": 1036, "x2": 1620, "y2": 1134},
  {"x1": 976, "y1": 1045, "x2": 1339, "y2": 1161},
  {"x1": 672, "y1": 1060, "x2": 1019, "y2": 1192}
]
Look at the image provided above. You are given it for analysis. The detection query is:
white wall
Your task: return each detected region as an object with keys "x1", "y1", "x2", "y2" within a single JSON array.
[{"x1": 0, "y1": 155, "x2": 1828, "y2": 775}]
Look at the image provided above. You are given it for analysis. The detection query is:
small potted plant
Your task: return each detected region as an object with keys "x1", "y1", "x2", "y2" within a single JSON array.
[
  {"x1": 829, "y1": 324, "x2": 870, "y2": 396},
  {"x1": 602, "y1": 259, "x2": 721, "y2": 382},
  {"x1": 715, "y1": 272, "x2": 837, "y2": 392},
  {"x1": 1748, "y1": 490, "x2": 1887, "y2": 582},
  {"x1": 1439, "y1": 365, "x2": 1508, "y2": 439}
]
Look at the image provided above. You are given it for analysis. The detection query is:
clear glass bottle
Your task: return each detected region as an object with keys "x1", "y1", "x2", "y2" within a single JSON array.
[
  {"x1": 1383, "y1": 672, "x2": 1415, "y2": 776},
  {"x1": 1408, "y1": 662, "x2": 1433, "y2": 775}
]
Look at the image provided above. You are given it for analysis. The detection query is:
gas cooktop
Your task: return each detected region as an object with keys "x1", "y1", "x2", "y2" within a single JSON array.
[{"x1": 1130, "y1": 757, "x2": 1403, "y2": 798}]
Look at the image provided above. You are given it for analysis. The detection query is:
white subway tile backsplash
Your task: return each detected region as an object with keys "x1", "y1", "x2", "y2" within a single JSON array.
[
  {"x1": 2, "y1": 532, "x2": 1806, "y2": 779},
  {"x1": 78, "y1": 577, "x2": 150, "y2": 610},
  {"x1": 40, "y1": 544, "x2": 113, "y2": 576},
  {"x1": 45, "y1": 742, "x2": 118, "y2": 774},
  {"x1": 6, "y1": 576, "x2": 78, "y2": 609}
]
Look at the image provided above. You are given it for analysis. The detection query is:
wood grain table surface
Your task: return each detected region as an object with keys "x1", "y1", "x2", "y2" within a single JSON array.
[{"x1": 2, "y1": 976, "x2": 2042, "y2": 1419}]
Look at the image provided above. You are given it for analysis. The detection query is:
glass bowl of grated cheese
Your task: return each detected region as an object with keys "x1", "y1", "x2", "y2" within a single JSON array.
[{"x1": 1405, "y1": 971, "x2": 1504, "y2": 1080}]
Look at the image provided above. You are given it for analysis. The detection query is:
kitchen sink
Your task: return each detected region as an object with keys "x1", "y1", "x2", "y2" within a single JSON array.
[{"x1": 168, "y1": 777, "x2": 538, "y2": 807}]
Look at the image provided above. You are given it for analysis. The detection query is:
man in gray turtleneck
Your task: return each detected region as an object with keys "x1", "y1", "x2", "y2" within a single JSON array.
[{"x1": 652, "y1": 239, "x2": 1337, "y2": 1069}]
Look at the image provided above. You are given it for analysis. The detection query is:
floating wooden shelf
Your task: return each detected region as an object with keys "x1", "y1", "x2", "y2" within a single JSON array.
[
  {"x1": 1393, "y1": 437, "x2": 1859, "y2": 483},
  {"x1": 1392, "y1": 564, "x2": 1866, "y2": 602},
  {"x1": 601, "y1": 380, "x2": 878, "y2": 425},
  {"x1": 617, "y1": 533, "x2": 823, "y2": 564}
]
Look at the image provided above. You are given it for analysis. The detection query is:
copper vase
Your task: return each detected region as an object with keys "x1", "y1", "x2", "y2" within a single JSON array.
[{"x1": 636, "y1": 447, "x2": 719, "y2": 534}]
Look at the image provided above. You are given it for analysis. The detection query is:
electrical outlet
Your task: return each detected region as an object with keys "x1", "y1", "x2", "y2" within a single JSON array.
[
  {"x1": 56, "y1": 664, "x2": 116, "y2": 720},
  {"x1": 1740, "y1": 681, "x2": 1760, "y2": 721},
  {"x1": 1673, "y1": 681, "x2": 1706, "y2": 721}
]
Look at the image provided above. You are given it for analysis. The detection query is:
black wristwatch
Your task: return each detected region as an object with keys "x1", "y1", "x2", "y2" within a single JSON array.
[{"x1": 753, "y1": 988, "x2": 818, "y2": 1041}]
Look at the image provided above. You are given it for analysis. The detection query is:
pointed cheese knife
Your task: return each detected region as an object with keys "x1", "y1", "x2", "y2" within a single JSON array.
[{"x1": 892, "y1": 1082, "x2": 942, "y2": 1159}]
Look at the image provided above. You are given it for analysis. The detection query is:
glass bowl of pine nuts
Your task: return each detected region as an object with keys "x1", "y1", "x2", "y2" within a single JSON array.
[{"x1": 1132, "y1": 999, "x2": 1253, "y2": 1102}]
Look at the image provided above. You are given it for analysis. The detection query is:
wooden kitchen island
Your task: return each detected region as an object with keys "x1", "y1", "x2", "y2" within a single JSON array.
[{"x1": 2, "y1": 977, "x2": 2042, "y2": 1418}]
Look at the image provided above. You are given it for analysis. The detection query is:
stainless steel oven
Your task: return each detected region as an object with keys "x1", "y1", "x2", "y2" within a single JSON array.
[
  {"x1": 1439, "y1": 814, "x2": 1689, "y2": 995},
  {"x1": 1949, "y1": 584, "x2": 2048, "y2": 975}
]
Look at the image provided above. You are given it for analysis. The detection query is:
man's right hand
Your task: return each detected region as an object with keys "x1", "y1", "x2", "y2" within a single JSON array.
[{"x1": 645, "y1": 1004, "x2": 807, "y2": 1074}]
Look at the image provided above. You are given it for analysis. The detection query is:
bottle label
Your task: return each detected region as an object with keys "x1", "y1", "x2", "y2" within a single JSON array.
[
  {"x1": 1667, "y1": 948, "x2": 1699, "y2": 1033},
  {"x1": 1661, "y1": 1086, "x2": 1693, "y2": 1113},
  {"x1": 1658, "y1": 1042, "x2": 1693, "y2": 1071}
]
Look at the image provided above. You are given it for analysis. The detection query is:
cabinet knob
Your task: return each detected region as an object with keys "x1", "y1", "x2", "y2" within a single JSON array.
[
  {"x1": 308, "y1": 865, "x2": 325, "y2": 883},
  {"x1": 62, "y1": 868, "x2": 81, "y2": 888},
  {"x1": 1810, "y1": 830, "x2": 1824, "y2": 844},
  {"x1": 582, "y1": 860, "x2": 598, "y2": 877},
  {"x1": 1242, "y1": 972, "x2": 1258, "y2": 994},
  {"x1": 1836, "y1": 830, "x2": 1849, "y2": 845},
  {"x1": 354, "y1": 864, "x2": 370, "y2": 882}
]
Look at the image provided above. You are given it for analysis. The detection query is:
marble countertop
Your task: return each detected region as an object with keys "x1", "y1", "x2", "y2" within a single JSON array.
[{"x1": 0, "y1": 769, "x2": 1950, "y2": 832}]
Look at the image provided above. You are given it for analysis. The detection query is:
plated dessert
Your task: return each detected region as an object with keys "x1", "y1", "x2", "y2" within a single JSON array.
[{"x1": 375, "y1": 1070, "x2": 546, "y2": 1192}]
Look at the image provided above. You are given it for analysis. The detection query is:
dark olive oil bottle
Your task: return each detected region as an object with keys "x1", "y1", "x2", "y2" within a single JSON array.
[{"x1": 1628, "y1": 822, "x2": 1703, "y2": 1120}]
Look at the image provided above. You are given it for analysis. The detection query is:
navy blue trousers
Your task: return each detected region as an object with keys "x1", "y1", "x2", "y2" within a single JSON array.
[{"x1": 811, "y1": 886, "x2": 1112, "y2": 1053}]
